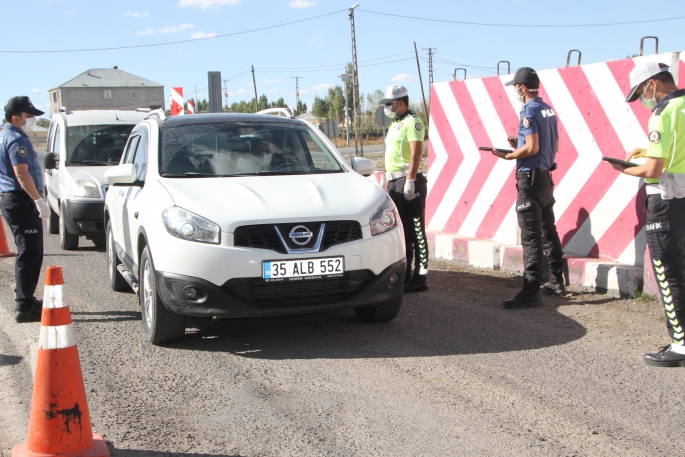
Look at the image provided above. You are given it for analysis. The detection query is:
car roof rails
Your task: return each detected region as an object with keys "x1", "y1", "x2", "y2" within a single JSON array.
[
  {"x1": 143, "y1": 108, "x2": 167, "y2": 121},
  {"x1": 256, "y1": 108, "x2": 294, "y2": 118}
]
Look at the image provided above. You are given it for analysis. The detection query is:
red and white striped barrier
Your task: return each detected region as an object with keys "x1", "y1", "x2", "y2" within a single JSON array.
[
  {"x1": 427, "y1": 51, "x2": 685, "y2": 269},
  {"x1": 171, "y1": 86, "x2": 185, "y2": 116},
  {"x1": 187, "y1": 99, "x2": 195, "y2": 115}
]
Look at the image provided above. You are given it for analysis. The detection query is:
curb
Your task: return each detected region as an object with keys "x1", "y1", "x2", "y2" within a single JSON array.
[{"x1": 429, "y1": 231, "x2": 643, "y2": 297}]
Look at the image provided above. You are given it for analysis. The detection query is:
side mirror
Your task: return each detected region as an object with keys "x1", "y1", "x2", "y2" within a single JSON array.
[
  {"x1": 104, "y1": 163, "x2": 136, "y2": 185},
  {"x1": 350, "y1": 157, "x2": 375, "y2": 177},
  {"x1": 44, "y1": 153, "x2": 57, "y2": 170}
]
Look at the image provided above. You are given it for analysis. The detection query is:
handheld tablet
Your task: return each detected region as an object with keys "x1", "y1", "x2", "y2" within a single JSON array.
[
  {"x1": 479, "y1": 147, "x2": 514, "y2": 154},
  {"x1": 602, "y1": 157, "x2": 638, "y2": 168}
]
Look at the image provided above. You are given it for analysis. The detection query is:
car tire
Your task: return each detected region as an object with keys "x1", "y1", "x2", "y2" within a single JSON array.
[
  {"x1": 139, "y1": 246, "x2": 186, "y2": 344},
  {"x1": 59, "y1": 205, "x2": 79, "y2": 250},
  {"x1": 354, "y1": 292, "x2": 403, "y2": 323},
  {"x1": 92, "y1": 237, "x2": 106, "y2": 248},
  {"x1": 107, "y1": 221, "x2": 128, "y2": 291},
  {"x1": 45, "y1": 191, "x2": 59, "y2": 235}
]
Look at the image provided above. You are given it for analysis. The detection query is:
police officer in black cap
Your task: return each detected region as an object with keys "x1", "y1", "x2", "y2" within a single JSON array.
[
  {"x1": 493, "y1": 67, "x2": 565, "y2": 309},
  {"x1": 0, "y1": 96, "x2": 50, "y2": 323}
]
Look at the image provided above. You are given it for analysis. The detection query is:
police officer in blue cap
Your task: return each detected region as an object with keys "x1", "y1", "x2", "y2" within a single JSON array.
[
  {"x1": 494, "y1": 67, "x2": 564, "y2": 309},
  {"x1": 1, "y1": 96, "x2": 50, "y2": 323}
]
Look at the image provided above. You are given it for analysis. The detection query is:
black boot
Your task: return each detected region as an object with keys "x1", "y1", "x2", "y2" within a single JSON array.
[
  {"x1": 404, "y1": 275, "x2": 428, "y2": 293},
  {"x1": 15, "y1": 307, "x2": 42, "y2": 323},
  {"x1": 644, "y1": 345, "x2": 685, "y2": 367},
  {"x1": 503, "y1": 280, "x2": 543, "y2": 309},
  {"x1": 543, "y1": 270, "x2": 566, "y2": 296}
]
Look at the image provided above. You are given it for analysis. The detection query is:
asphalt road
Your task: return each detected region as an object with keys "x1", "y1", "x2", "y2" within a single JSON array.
[{"x1": 1, "y1": 229, "x2": 685, "y2": 456}]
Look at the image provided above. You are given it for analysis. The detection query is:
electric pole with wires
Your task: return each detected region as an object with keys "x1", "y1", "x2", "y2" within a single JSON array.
[
  {"x1": 423, "y1": 46, "x2": 436, "y2": 117},
  {"x1": 349, "y1": 3, "x2": 363, "y2": 157},
  {"x1": 292, "y1": 76, "x2": 302, "y2": 116}
]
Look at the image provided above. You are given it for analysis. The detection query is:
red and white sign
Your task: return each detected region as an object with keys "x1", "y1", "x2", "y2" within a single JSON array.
[
  {"x1": 171, "y1": 86, "x2": 184, "y2": 116},
  {"x1": 426, "y1": 52, "x2": 685, "y2": 266},
  {"x1": 187, "y1": 99, "x2": 195, "y2": 115}
]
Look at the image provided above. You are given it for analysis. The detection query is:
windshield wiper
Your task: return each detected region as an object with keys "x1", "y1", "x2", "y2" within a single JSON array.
[{"x1": 69, "y1": 160, "x2": 111, "y2": 165}]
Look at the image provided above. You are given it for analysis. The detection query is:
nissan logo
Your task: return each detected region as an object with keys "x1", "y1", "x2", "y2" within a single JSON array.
[{"x1": 289, "y1": 225, "x2": 313, "y2": 246}]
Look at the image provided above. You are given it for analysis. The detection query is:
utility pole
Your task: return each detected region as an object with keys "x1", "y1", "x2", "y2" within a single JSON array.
[
  {"x1": 414, "y1": 42, "x2": 429, "y2": 131},
  {"x1": 195, "y1": 84, "x2": 198, "y2": 111},
  {"x1": 423, "y1": 46, "x2": 436, "y2": 119},
  {"x1": 222, "y1": 79, "x2": 228, "y2": 111},
  {"x1": 349, "y1": 3, "x2": 363, "y2": 156},
  {"x1": 292, "y1": 76, "x2": 302, "y2": 116},
  {"x1": 251, "y1": 65, "x2": 259, "y2": 113},
  {"x1": 339, "y1": 73, "x2": 352, "y2": 147}
]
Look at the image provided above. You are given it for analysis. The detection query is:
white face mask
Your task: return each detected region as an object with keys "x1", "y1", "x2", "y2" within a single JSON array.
[
  {"x1": 384, "y1": 104, "x2": 397, "y2": 119},
  {"x1": 21, "y1": 117, "x2": 37, "y2": 132},
  {"x1": 515, "y1": 86, "x2": 526, "y2": 103},
  {"x1": 639, "y1": 83, "x2": 657, "y2": 109}
]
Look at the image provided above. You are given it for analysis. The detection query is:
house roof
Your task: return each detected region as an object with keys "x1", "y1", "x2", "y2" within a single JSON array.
[{"x1": 50, "y1": 68, "x2": 163, "y2": 90}]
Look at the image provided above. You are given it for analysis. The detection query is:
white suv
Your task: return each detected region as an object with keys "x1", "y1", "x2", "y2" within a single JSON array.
[{"x1": 104, "y1": 109, "x2": 406, "y2": 344}]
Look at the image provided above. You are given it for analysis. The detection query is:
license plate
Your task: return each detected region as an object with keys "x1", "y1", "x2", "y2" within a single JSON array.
[{"x1": 263, "y1": 257, "x2": 344, "y2": 281}]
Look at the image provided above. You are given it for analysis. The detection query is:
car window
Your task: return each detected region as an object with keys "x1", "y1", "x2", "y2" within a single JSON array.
[
  {"x1": 122, "y1": 135, "x2": 140, "y2": 165},
  {"x1": 66, "y1": 125, "x2": 135, "y2": 166},
  {"x1": 53, "y1": 125, "x2": 62, "y2": 161},
  {"x1": 131, "y1": 129, "x2": 148, "y2": 182},
  {"x1": 159, "y1": 121, "x2": 343, "y2": 177}
]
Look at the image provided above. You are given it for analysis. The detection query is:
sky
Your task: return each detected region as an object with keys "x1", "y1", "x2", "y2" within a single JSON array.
[{"x1": 4, "y1": 0, "x2": 685, "y2": 119}]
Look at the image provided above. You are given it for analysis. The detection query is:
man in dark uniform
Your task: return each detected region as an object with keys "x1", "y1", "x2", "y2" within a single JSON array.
[
  {"x1": 0, "y1": 96, "x2": 50, "y2": 323},
  {"x1": 606, "y1": 61, "x2": 685, "y2": 367},
  {"x1": 378, "y1": 85, "x2": 428, "y2": 293},
  {"x1": 494, "y1": 67, "x2": 564, "y2": 309}
]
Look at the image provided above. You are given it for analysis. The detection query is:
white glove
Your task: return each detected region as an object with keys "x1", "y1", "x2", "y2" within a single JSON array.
[
  {"x1": 403, "y1": 179, "x2": 416, "y2": 201},
  {"x1": 379, "y1": 173, "x2": 388, "y2": 191},
  {"x1": 35, "y1": 199, "x2": 50, "y2": 220}
]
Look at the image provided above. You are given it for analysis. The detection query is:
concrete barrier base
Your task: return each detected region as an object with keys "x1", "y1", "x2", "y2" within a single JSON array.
[{"x1": 429, "y1": 231, "x2": 644, "y2": 298}]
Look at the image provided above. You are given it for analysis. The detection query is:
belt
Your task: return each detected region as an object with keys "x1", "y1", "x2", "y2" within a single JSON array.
[
  {"x1": 645, "y1": 184, "x2": 661, "y2": 195},
  {"x1": 516, "y1": 168, "x2": 550, "y2": 179},
  {"x1": 386, "y1": 169, "x2": 408, "y2": 181}
]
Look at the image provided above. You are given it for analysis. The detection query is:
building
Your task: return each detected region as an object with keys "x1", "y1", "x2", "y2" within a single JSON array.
[{"x1": 48, "y1": 67, "x2": 164, "y2": 114}]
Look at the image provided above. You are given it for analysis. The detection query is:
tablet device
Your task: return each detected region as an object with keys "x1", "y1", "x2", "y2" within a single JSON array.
[
  {"x1": 479, "y1": 147, "x2": 513, "y2": 154},
  {"x1": 602, "y1": 157, "x2": 638, "y2": 168}
]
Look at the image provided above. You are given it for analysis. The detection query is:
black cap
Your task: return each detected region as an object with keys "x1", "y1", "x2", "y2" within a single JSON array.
[
  {"x1": 4, "y1": 96, "x2": 45, "y2": 116},
  {"x1": 504, "y1": 67, "x2": 540, "y2": 88}
]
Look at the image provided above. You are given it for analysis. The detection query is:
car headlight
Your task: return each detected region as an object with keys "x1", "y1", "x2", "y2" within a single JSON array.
[
  {"x1": 370, "y1": 196, "x2": 399, "y2": 236},
  {"x1": 70, "y1": 179, "x2": 100, "y2": 198},
  {"x1": 162, "y1": 206, "x2": 221, "y2": 244}
]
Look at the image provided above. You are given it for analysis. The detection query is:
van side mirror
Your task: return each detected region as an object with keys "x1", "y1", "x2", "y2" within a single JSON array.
[
  {"x1": 350, "y1": 156, "x2": 375, "y2": 177},
  {"x1": 44, "y1": 153, "x2": 57, "y2": 170}
]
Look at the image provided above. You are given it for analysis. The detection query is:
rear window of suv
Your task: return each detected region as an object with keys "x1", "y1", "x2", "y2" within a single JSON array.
[
  {"x1": 159, "y1": 122, "x2": 344, "y2": 177},
  {"x1": 67, "y1": 125, "x2": 136, "y2": 166}
]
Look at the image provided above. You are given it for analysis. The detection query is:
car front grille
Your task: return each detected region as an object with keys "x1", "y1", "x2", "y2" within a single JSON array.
[
  {"x1": 222, "y1": 270, "x2": 375, "y2": 308},
  {"x1": 234, "y1": 221, "x2": 363, "y2": 253}
]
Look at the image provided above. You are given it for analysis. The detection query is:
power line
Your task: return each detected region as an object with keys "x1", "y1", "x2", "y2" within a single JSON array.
[
  {"x1": 256, "y1": 57, "x2": 415, "y2": 73},
  {"x1": 358, "y1": 9, "x2": 685, "y2": 28},
  {"x1": 2, "y1": 9, "x2": 347, "y2": 53},
  {"x1": 257, "y1": 52, "x2": 415, "y2": 71}
]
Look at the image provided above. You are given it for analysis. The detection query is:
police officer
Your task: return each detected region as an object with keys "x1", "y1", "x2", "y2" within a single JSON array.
[
  {"x1": 495, "y1": 67, "x2": 564, "y2": 309},
  {"x1": 379, "y1": 85, "x2": 428, "y2": 293},
  {"x1": 0, "y1": 96, "x2": 50, "y2": 323},
  {"x1": 606, "y1": 61, "x2": 685, "y2": 367}
]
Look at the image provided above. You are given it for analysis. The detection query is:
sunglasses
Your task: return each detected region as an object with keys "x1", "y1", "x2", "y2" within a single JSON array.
[{"x1": 384, "y1": 100, "x2": 398, "y2": 107}]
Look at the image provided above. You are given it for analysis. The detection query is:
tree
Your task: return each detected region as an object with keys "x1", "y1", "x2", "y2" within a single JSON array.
[
  {"x1": 36, "y1": 118, "x2": 51, "y2": 129},
  {"x1": 311, "y1": 96, "x2": 330, "y2": 119},
  {"x1": 296, "y1": 100, "x2": 307, "y2": 115},
  {"x1": 326, "y1": 86, "x2": 346, "y2": 121}
]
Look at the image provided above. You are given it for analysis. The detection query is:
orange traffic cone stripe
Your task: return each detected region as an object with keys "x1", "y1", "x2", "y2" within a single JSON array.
[
  {"x1": 0, "y1": 215, "x2": 17, "y2": 258},
  {"x1": 12, "y1": 266, "x2": 109, "y2": 457}
]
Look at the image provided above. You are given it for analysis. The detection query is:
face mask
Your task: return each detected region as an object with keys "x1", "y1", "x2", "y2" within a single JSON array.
[
  {"x1": 639, "y1": 83, "x2": 657, "y2": 109},
  {"x1": 21, "y1": 117, "x2": 37, "y2": 132},
  {"x1": 384, "y1": 105, "x2": 397, "y2": 119},
  {"x1": 516, "y1": 86, "x2": 526, "y2": 103}
]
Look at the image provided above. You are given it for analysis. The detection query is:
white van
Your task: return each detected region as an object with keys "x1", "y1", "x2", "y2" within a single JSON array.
[{"x1": 43, "y1": 110, "x2": 147, "y2": 250}]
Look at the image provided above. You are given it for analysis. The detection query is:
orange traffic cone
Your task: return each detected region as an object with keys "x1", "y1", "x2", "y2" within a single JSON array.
[
  {"x1": 12, "y1": 266, "x2": 109, "y2": 457},
  {"x1": 0, "y1": 215, "x2": 16, "y2": 258}
]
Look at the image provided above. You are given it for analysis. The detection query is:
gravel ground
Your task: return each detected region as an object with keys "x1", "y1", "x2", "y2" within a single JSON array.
[{"x1": 1, "y1": 231, "x2": 684, "y2": 457}]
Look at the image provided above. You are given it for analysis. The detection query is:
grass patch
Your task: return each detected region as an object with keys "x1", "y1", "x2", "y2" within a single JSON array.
[{"x1": 634, "y1": 291, "x2": 655, "y2": 301}]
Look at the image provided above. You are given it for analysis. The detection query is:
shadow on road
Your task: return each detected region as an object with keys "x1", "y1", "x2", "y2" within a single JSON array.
[
  {"x1": 71, "y1": 311, "x2": 141, "y2": 323},
  {"x1": 167, "y1": 270, "x2": 588, "y2": 359},
  {"x1": 109, "y1": 447, "x2": 242, "y2": 457},
  {"x1": 0, "y1": 354, "x2": 23, "y2": 366}
]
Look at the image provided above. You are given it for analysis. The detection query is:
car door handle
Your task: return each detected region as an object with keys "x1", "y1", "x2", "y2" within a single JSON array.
[
  {"x1": 118, "y1": 190, "x2": 124, "y2": 196},
  {"x1": 134, "y1": 212, "x2": 139, "y2": 219}
]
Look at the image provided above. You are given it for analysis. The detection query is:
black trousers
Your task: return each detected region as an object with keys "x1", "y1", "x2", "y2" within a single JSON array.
[
  {"x1": 0, "y1": 191, "x2": 43, "y2": 311},
  {"x1": 388, "y1": 174, "x2": 428, "y2": 280},
  {"x1": 515, "y1": 172, "x2": 564, "y2": 286},
  {"x1": 645, "y1": 194, "x2": 685, "y2": 347}
]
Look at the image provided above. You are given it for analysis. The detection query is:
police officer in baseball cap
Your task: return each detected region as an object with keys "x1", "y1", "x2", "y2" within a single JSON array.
[
  {"x1": 494, "y1": 67, "x2": 565, "y2": 309},
  {"x1": 0, "y1": 96, "x2": 50, "y2": 323}
]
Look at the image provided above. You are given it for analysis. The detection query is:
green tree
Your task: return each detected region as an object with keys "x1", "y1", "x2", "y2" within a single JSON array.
[
  {"x1": 326, "y1": 86, "x2": 346, "y2": 122},
  {"x1": 311, "y1": 95, "x2": 330, "y2": 119},
  {"x1": 296, "y1": 100, "x2": 308, "y2": 116},
  {"x1": 36, "y1": 118, "x2": 51, "y2": 129}
]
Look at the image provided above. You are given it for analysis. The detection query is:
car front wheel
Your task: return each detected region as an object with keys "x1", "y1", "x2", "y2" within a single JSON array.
[
  {"x1": 139, "y1": 246, "x2": 186, "y2": 344},
  {"x1": 354, "y1": 293, "x2": 403, "y2": 323}
]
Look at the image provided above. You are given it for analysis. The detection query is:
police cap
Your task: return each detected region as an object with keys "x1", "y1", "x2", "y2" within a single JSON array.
[
  {"x1": 4, "y1": 96, "x2": 45, "y2": 116},
  {"x1": 504, "y1": 67, "x2": 540, "y2": 88}
]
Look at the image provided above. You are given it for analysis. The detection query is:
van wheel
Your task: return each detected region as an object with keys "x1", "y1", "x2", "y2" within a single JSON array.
[
  {"x1": 139, "y1": 246, "x2": 186, "y2": 344},
  {"x1": 354, "y1": 293, "x2": 403, "y2": 323},
  {"x1": 58, "y1": 205, "x2": 79, "y2": 250},
  {"x1": 107, "y1": 221, "x2": 128, "y2": 291}
]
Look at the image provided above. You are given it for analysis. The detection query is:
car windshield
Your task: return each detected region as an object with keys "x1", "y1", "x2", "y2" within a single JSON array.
[
  {"x1": 67, "y1": 125, "x2": 136, "y2": 165},
  {"x1": 159, "y1": 121, "x2": 344, "y2": 177}
]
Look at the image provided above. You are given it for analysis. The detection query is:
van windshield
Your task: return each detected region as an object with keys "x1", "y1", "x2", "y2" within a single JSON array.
[
  {"x1": 159, "y1": 121, "x2": 344, "y2": 177},
  {"x1": 66, "y1": 125, "x2": 135, "y2": 165}
]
